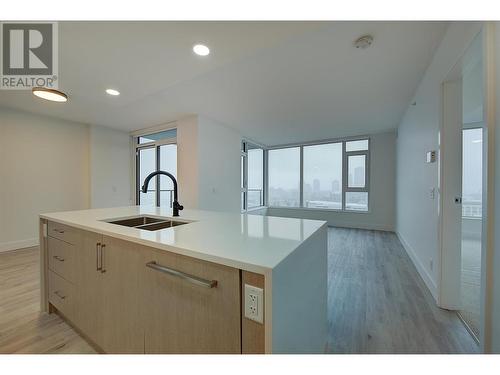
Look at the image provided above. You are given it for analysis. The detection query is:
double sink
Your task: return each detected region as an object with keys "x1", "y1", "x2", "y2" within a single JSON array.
[{"x1": 105, "y1": 215, "x2": 189, "y2": 231}]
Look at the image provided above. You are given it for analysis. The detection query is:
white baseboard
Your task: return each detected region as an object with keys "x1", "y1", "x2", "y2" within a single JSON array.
[
  {"x1": 329, "y1": 222, "x2": 394, "y2": 232},
  {"x1": 396, "y1": 231, "x2": 438, "y2": 302},
  {"x1": 0, "y1": 238, "x2": 39, "y2": 253}
]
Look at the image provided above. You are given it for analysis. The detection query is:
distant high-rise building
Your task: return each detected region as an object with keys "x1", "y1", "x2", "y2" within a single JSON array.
[
  {"x1": 331, "y1": 180, "x2": 340, "y2": 192},
  {"x1": 313, "y1": 179, "x2": 320, "y2": 193}
]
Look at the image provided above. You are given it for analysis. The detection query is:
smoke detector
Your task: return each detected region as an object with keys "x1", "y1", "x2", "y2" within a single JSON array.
[{"x1": 354, "y1": 35, "x2": 374, "y2": 49}]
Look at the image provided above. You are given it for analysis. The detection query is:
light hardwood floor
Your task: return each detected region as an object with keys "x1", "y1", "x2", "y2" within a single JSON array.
[
  {"x1": 0, "y1": 247, "x2": 96, "y2": 353},
  {"x1": 327, "y1": 228, "x2": 479, "y2": 353},
  {"x1": 0, "y1": 228, "x2": 479, "y2": 354},
  {"x1": 460, "y1": 236, "x2": 481, "y2": 340}
]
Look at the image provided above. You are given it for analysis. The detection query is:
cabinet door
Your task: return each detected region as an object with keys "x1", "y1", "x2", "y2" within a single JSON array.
[
  {"x1": 143, "y1": 249, "x2": 241, "y2": 353},
  {"x1": 100, "y1": 236, "x2": 145, "y2": 353},
  {"x1": 76, "y1": 230, "x2": 104, "y2": 347}
]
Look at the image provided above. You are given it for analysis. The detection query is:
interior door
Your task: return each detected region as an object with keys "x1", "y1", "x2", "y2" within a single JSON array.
[
  {"x1": 440, "y1": 79, "x2": 463, "y2": 310},
  {"x1": 100, "y1": 236, "x2": 145, "y2": 353}
]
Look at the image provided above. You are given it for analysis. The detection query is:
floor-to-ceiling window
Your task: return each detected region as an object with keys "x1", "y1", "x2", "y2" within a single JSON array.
[
  {"x1": 268, "y1": 147, "x2": 300, "y2": 207},
  {"x1": 241, "y1": 141, "x2": 265, "y2": 211},
  {"x1": 135, "y1": 128, "x2": 177, "y2": 206},
  {"x1": 267, "y1": 138, "x2": 370, "y2": 212},
  {"x1": 303, "y1": 143, "x2": 342, "y2": 209}
]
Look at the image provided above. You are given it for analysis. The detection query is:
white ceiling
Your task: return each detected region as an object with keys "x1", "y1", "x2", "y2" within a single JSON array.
[{"x1": 0, "y1": 21, "x2": 448, "y2": 145}]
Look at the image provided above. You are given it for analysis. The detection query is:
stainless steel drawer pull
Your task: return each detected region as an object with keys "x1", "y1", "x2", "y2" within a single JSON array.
[
  {"x1": 53, "y1": 255, "x2": 65, "y2": 262},
  {"x1": 146, "y1": 261, "x2": 217, "y2": 288},
  {"x1": 54, "y1": 291, "x2": 66, "y2": 300},
  {"x1": 100, "y1": 244, "x2": 106, "y2": 273},
  {"x1": 96, "y1": 242, "x2": 102, "y2": 271},
  {"x1": 53, "y1": 228, "x2": 65, "y2": 234}
]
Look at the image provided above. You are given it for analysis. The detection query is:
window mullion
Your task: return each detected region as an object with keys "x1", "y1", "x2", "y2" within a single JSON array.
[
  {"x1": 342, "y1": 141, "x2": 347, "y2": 210},
  {"x1": 299, "y1": 146, "x2": 304, "y2": 207},
  {"x1": 244, "y1": 151, "x2": 248, "y2": 211},
  {"x1": 155, "y1": 146, "x2": 160, "y2": 207}
]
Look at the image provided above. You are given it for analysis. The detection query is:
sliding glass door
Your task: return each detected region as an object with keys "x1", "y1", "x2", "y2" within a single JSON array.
[{"x1": 135, "y1": 129, "x2": 177, "y2": 207}]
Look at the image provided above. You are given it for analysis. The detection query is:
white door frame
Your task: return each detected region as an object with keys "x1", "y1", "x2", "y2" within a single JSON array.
[
  {"x1": 438, "y1": 78, "x2": 463, "y2": 311},
  {"x1": 437, "y1": 23, "x2": 496, "y2": 353},
  {"x1": 479, "y1": 22, "x2": 495, "y2": 354}
]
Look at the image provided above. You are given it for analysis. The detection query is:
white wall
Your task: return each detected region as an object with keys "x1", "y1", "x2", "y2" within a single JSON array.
[
  {"x1": 395, "y1": 22, "x2": 482, "y2": 300},
  {"x1": 491, "y1": 21, "x2": 500, "y2": 353},
  {"x1": 0, "y1": 108, "x2": 133, "y2": 252},
  {"x1": 267, "y1": 131, "x2": 396, "y2": 231},
  {"x1": 176, "y1": 115, "x2": 242, "y2": 213},
  {"x1": 176, "y1": 116, "x2": 199, "y2": 209},
  {"x1": 197, "y1": 116, "x2": 242, "y2": 213},
  {"x1": 0, "y1": 107, "x2": 90, "y2": 251},
  {"x1": 89, "y1": 124, "x2": 132, "y2": 208}
]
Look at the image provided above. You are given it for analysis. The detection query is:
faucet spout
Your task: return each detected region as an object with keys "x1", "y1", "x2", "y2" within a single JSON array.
[{"x1": 141, "y1": 171, "x2": 184, "y2": 216}]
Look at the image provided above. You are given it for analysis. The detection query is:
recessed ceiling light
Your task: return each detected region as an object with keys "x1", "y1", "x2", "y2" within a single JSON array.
[
  {"x1": 106, "y1": 88, "x2": 120, "y2": 96},
  {"x1": 193, "y1": 44, "x2": 210, "y2": 56},
  {"x1": 32, "y1": 87, "x2": 68, "y2": 102},
  {"x1": 354, "y1": 35, "x2": 374, "y2": 49}
]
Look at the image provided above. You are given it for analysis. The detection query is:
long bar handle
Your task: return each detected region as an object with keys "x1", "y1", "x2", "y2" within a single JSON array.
[
  {"x1": 96, "y1": 242, "x2": 102, "y2": 271},
  {"x1": 146, "y1": 261, "x2": 217, "y2": 288},
  {"x1": 100, "y1": 244, "x2": 106, "y2": 273}
]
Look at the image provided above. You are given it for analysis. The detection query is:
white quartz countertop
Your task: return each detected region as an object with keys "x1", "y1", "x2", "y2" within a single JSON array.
[{"x1": 40, "y1": 206, "x2": 327, "y2": 274}]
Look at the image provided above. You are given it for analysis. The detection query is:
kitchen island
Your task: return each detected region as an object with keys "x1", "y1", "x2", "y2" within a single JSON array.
[{"x1": 39, "y1": 206, "x2": 327, "y2": 354}]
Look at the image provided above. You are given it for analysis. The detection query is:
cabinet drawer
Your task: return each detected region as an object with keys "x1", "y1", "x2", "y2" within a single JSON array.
[
  {"x1": 144, "y1": 249, "x2": 241, "y2": 353},
  {"x1": 48, "y1": 221, "x2": 78, "y2": 245},
  {"x1": 49, "y1": 270, "x2": 75, "y2": 320},
  {"x1": 48, "y1": 236, "x2": 75, "y2": 283}
]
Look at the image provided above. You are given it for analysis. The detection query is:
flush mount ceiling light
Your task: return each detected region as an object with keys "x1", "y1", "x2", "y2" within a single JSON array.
[
  {"x1": 193, "y1": 44, "x2": 210, "y2": 56},
  {"x1": 354, "y1": 35, "x2": 374, "y2": 49},
  {"x1": 106, "y1": 88, "x2": 120, "y2": 96},
  {"x1": 32, "y1": 87, "x2": 68, "y2": 102}
]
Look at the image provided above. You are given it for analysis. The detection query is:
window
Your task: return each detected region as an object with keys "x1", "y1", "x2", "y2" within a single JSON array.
[
  {"x1": 247, "y1": 148, "x2": 264, "y2": 208},
  {"x1": 303, "y1": 143, "x2": 342, "y2": 209},
  {"x1": 267, "y1": 138, "x2": 369, "y2": 212},
  {"x1": 241, "y1": 141, "x2": 265, "y2": 211},
  {"x1": 138, "y1": 128, "x2": 177, "y2": 144},
  {"x1": 344, "y1": 139, "x2": 369, "y2": 211},
  {"x1": 135, "y1": 129, "x2": 177, "y2": 206},
  {"x1": 137, "y1": 147, "x2": 156, "y2": 206},
  {"x1": 268, "y1": 147, "x2": 300, "y2": 207},
  {"x1": 159, "y1": 144, "x2": 177, "y2": 207},
  {"x1": 347, "y1": 154, "x2": 366, "y2": 188}
]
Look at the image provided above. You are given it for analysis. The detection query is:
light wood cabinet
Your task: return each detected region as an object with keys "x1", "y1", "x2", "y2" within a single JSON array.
[
  {"x1": 100, "y1": 235, "x2": 145, "y2": 353},
  {"x1": 143, "y1": 248, "x2": 241, "y2": 353},
  {"x1": 76, "y1": 230, "x2": 104, "y2": 347},
  {"x1": 48, "y1": 270, "x2": 76, "y2": 319},
  {"x1": 43, "y1": 220, "x2": 257, "y2": 354},
  {"x1": 48, "y1": 236, "x2": 76, "y2": 283},
  {"x1": 75, "y1": 232, "x2": 145, "y2": 353},
  {"x1": 48, "y1": 221, "x2": 79, "y2": 245}
]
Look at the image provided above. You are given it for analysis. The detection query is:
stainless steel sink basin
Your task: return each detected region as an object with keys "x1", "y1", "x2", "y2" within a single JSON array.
[
  {"x1": 108, "y1": 216, "x2": 164, "y2": 227},
  {"x1": 104, "y1": 215, "x2": 189, "y2": 231}
]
